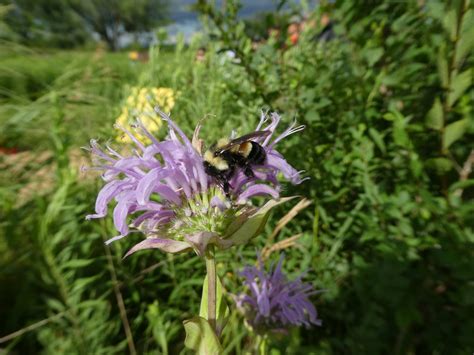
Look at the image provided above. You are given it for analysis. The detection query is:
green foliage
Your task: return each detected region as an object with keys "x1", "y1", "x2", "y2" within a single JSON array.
[
  {"x1": 1, "y1": 0, "x2": 473, "y2": 354},
  {"x1": 0, "y1": 50, "x2": 144, "y2": 149},
  {"x1": 184, "y1": 317, "x2": 223, "y2": 354},
  {"x1": 199, "y1": 275, "x2": 229, "y2": 337}
]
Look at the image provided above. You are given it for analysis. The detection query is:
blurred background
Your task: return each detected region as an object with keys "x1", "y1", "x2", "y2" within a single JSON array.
[{"x1": 0, "y1": 0, "x2": 473, "y2": 353}]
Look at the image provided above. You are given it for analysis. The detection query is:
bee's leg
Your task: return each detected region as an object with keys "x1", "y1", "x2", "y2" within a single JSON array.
[
  {"x1": 223, "y1": 181, "x2": 231, "y2": 199},
  {"x1": 243, "y1": 165, "x2": 255, "y2": 178}
]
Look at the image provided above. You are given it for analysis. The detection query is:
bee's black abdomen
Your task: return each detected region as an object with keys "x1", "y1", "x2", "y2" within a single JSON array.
[
  {"x1": 240, "y1": 142, "x2": 266, "y2": 178},
  {"x1": 248, "y1": 142, "x2": 266, "y2": 165}
]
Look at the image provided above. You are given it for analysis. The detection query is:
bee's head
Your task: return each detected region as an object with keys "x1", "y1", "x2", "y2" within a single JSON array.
[
  {"x1": 205, "y1": 137, "x2": 230, "y2": 157},
  {"x1": 203, "y1": 150, "x2": 229, "y2": 171}
]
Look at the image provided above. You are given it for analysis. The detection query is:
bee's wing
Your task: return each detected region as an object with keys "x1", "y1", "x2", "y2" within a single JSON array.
[{"x1": 216, "y1": 131, "x2": 270, "y2": 153}]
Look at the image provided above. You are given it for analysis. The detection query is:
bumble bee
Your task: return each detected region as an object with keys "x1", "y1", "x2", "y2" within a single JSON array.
[{"x1": 203, "y1": 131, "x2": 270, "y2": 196}]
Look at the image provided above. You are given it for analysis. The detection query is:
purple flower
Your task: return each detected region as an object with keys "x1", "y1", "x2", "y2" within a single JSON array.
[
  {"x1": 236, "y1": 255, "x2": 321, "y2": 333},
  {"x1": 85, "y1": 109, "x2": 304, "y2": 257}
]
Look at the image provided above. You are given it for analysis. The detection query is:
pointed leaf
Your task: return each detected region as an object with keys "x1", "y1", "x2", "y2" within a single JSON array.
[
  {"x1": 427, "y1": 1, "x2": 444, "y2": 22},
  {"x1": 447, "y1": 70, "x2": 472, "y2": 107},
  {"x1": 71, "y1": 275, "x2": 102, "y2": 295},
  {"x1": 456, "y1": 9, "x2": 474, "y2": 66},
  {"x1": 426, "y1": 97, "x2": 444, "y2": 130},
  {"x1": 456, "y1": 27, "x2": 474, "y2": 66},
  {"x1": 442, "y1": 8, "x2": 457, "y2": 41},
  {"x1": 183, "y1": 317, "x2": 223, "y2": 354},
  {"x1": 225, "y1": 197, "x2": 296, "y2": 245},
  {"x1": 443, "y1": 119, "x2": 468, "y2": 149},
  {"x1": 393, "y1": 120, "x2": 411, "y2": 147},
  {"x1": 437, "y1": 47, "x2": 449, "y2": 87},
  {"x1": 449, "y1": 179, "x2": 474, "y2": 192},
  {"x1": 46, "y1": 299, "x2": 66, "y2": 313},
  {"x1": 200, "y1": 275, "x2": 229, "y2": 337},
  {"x1": 62, "y1": 259, "x2": 95, "y2": 269},
  {"x1": 364, "y1": 47, "x2": 383, "y2": 66},
  {"x1": 223, "y1": 207, "x2": 256, "y2": 237},
  {"x1": 368, "y1": 128, "x2": 386, "y2": 154}
]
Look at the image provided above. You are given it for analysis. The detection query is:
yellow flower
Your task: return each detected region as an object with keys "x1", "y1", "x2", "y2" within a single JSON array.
[
  {"x1": 128, "y1": 51, "x2": 139, "y2": 61},
  {"x1": 116, "y1": 87, "x2": 176, "y2": 144}
]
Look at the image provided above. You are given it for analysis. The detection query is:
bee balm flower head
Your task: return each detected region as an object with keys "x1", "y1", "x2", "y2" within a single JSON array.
[
  {"x1": 86, "y1": 110, "x2": 305, "y2": 257},
  {"x1": 236, "y1": 255, "x2": 322, "y2": 333}
]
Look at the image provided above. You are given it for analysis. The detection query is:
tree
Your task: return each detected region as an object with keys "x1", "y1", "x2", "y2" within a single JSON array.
[
  {"x1": 68, "y1": 0, "x2": 169, "y2": 50},
  {"x1": 2, "y1": 0, "x2": 89, "y2": 48},
  {"x1": 1, "y1": 0, "x2": 169, "y2": 50}
]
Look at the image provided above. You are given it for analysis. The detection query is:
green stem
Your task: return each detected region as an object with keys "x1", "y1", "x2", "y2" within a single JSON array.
[
  {"x1": 205, "y1": 246, "x2": 217, "y2": 333},
  {"x1": 257, "y1": 334, "x2": 268, "y2": 355}
]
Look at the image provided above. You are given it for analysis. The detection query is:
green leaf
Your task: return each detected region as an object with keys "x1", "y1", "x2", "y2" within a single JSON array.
[
  {"x1": 443, "y1": 119, "x2": 468, "y2": 149},
  {"x1": 447, "y1": 70, "x2": 472, "y2": 107},
  {"x1": 393, "y1": 121, "x2": 410, "y2": 147},
  {"x1": 199, "y1": 275, "x2": 229, "y2": 337},
  {"x1": 456, "y1": 9, "x2": 474, "y2": 66},
  {"x1": 71, "y1": 275, "x2": 102, "y2": 295},
  {"x1": 437, "y1": 47, "x2": 449, "y2": 87},
  {"x1": 368, "y1": 128, "x2": 386, "y2": 154},
  {"x1": 426, "y1": 97, "x2": 444, "y2": 130},
  {"x1": 427, "y1": 1, "x2": 445, "y2": 22},
  {"x1": 426, "y1": 158, "x2": 453, "y2": 174},
  {"x1": 449, "y1": 179, "x2": 474, "y2": 192},
  {"x1": 410, "y1": 153, "x2": 423, "y2": 178},
  {"x1": 46, "y1": 298, "x2": 66, "y2": 312},
  {"x1": 364, "y1": 47, "x2": 384, "y2": 66},
  {"x1": 443, "y1": 8, "x2": 458, "y2": 41},
  {"x1": 183, "y1": 317, "x2": 223, "y2": 354},
  {"x1": 225, "y1": 197, "x2": 296, "y2": 245},
  {"x1": 305, "y1": 109, "x2": 320, "y2": 123},
  {"x1": 62, "y1": 259, "x2": 94, "y2": 269}
]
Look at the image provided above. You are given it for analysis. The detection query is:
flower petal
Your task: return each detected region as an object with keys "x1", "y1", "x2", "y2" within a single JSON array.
[
  {"x1": 153, "y1": 183, "x2": 182, "y2": 205},
  {"x1": 136, "y1": 168, "x2": 168, "y2": 204},
  {"x1": 113, "y1": 198, "x2": 133, "y2": 236},
  {"x1": 237, "y1": 184, "x2": 280, "y2": 204},
  {"x1": 155, "y1": 108, "x2": 194, "y2": 149},
  {"x1": 89, "y1": 180, "x2": 131, "y2": 218},
  {"x1": 236, "y1": 254, "x2": 322, "y2": 330},
  {"x1": 210, "y1": 196, "x2": 229, "y2": 211},
  {"x1": 266, "y1": 152, "x2": 302, "y2": 184},
  {"x1": 268, "y1": 120, "x2": 305, "y2": 148},
  {"x1": 105, "y1": 234, "x2": 128, "y2": 245}
]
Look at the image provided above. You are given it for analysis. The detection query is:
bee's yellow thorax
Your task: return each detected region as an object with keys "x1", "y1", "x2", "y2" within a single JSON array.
[{"x1": 216, "y1": 138, "x2": 230, "y2": 149}]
